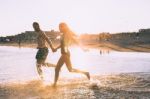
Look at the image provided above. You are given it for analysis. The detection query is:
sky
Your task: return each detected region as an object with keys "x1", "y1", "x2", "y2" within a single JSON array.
[{"x1": 0, "y1": 0, "x2": 150, "y2": 36}]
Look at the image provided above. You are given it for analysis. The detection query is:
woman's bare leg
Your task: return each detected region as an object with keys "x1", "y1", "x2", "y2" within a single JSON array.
[
  {"x1": 54, "y1": 56, "x2": 64, "y2": 86},
  {"x1": 64, "y1": 55, "x2": 90, "y2": 80},
  {"x1": 71, "y1": 68, "x2": 90, "y2": 80}
]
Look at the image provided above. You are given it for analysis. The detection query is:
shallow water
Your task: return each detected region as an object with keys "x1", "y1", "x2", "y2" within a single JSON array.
[{"x1": 0, "y1": 46, "x2": 150, "y2": 84}]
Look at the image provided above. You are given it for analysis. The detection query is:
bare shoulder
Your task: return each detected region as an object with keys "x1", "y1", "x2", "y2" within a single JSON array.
[{"x1": 39, "y1": 31, "x2": 46, "y2": 37}]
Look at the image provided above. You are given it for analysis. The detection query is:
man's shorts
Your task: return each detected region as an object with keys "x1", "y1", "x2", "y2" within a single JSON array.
[{"x1": 36, "y1": 48, "x2": 48, "y2": 61}]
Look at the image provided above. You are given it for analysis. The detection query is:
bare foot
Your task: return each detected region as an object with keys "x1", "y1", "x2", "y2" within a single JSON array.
[
  {"x1": 52, "y1": 83, "x2": 57, "y2": 87},
  {"x1": 85, "y1": 72, "x2": 90, "y2": 80}
]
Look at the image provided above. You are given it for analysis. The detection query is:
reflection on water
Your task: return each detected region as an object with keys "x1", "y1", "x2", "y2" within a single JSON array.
[{"x1": 0, "y1": 46, "x2": 150, "y2": 83}]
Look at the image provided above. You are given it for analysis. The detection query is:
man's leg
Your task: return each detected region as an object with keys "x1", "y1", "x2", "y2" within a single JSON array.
[
  {"x1": 43, "y1": 62, "x2": 56, "y2": 67},
  {"x1": 41, "y1": 48, "x2": 56, "y2": 67},
  {"x1": 36, "y1": 60, "x2": 44, "y2": 80}
]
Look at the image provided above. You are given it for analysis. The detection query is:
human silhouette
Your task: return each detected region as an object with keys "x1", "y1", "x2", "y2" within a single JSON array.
[
  {"x1": 53, "y1": 22, "x2": 90, "y2": 86},
  {"x1": 32, "y1": 22, "x2": 56, "y2": 80}
]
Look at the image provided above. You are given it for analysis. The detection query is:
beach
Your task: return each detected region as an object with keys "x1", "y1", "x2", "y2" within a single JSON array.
[
  {"x1": 0, "y1": 0, "x2": 150, "y2": 98},
  {"x1": 0, "y1": 46, "x2": 149, "y2": 98},
  {"x1": 0, "y1": 73, "x2": 150, "y2": 99}
]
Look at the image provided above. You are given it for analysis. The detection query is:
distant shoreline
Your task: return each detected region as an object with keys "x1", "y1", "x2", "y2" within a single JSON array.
[
  {"x1": 1, "y1": 29, "x2": 150, "y2": 53},
  {"x1": 0, "y1": 42, "x2": 150, "y2": 52},
  {"x1": 0, "y1": 43, "x2": 37, "y2": 49}
]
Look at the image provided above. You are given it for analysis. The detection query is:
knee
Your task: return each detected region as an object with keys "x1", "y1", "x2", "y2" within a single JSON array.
[
  {"x1": 36, "y1": 63, "x2": 43, "y2": 70},
  {"x1": 36, "y1": 63, "x2": 41, "y2": 67},
  {"x1": 37, "y1": 59, "x2": 44, "y2": 65},
  {"x1": 68, "y1": 68, "x2": 73, "y2": 72}
]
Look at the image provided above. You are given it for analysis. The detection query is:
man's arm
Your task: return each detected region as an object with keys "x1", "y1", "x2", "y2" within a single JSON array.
[
  {"x1": 41, "y1": 31, "x2": 56, "y2": 52},
  {"x1": 55, "y1": 45, "x2": 61, "y2": 50}
]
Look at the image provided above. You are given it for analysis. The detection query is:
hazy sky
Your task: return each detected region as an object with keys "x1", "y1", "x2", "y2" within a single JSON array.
[{"x1": 0, "y1": 0, "x2": 150, "y2": 36}]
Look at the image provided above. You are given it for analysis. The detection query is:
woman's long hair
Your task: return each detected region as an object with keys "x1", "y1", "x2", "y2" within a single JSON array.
[{"x1": 59, "y1": 22, "x2": 78, "y2": 46}]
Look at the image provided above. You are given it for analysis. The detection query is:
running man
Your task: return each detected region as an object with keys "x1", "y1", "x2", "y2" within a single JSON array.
[{"x1": 33, "y1": 22, "x2": 56, "y2": 80}]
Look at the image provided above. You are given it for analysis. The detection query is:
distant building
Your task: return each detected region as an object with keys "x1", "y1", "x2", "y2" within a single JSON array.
[
  {"x1": 6, "y1": 38, "x2": 10, "y2": 42},
  {"x1": 139, "y1": 29, "x2": 150, "y2": 33},
  {"x1": 25, "y1": 30, "x2": 60, "y2": 39}
]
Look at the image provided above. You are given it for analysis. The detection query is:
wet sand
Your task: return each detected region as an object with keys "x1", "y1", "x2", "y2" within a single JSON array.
[
  {"x1": 0, "y1": 73, "x2": 150, "y2": 99},
  {"x1": 84, "y1": 42, "x2": 150, "y2": 52}
]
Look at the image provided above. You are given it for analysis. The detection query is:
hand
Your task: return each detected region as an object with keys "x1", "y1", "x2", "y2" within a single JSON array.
[{"x1": 52, "y1": 48, "x2": 57, "y2": 52}]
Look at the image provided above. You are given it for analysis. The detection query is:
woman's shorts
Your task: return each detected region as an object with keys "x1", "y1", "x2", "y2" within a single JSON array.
[{"x1": 36, "y1": 48, "x2": 48, "y2": 61}]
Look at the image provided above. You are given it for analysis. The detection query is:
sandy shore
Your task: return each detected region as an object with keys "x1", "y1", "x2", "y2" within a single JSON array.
[
  {"x1": 0, "y1": 73, "x2": 150, "y2": 99},
  {"x1": 83, "y1": 42, "x2": 150, "y2": 52}
]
